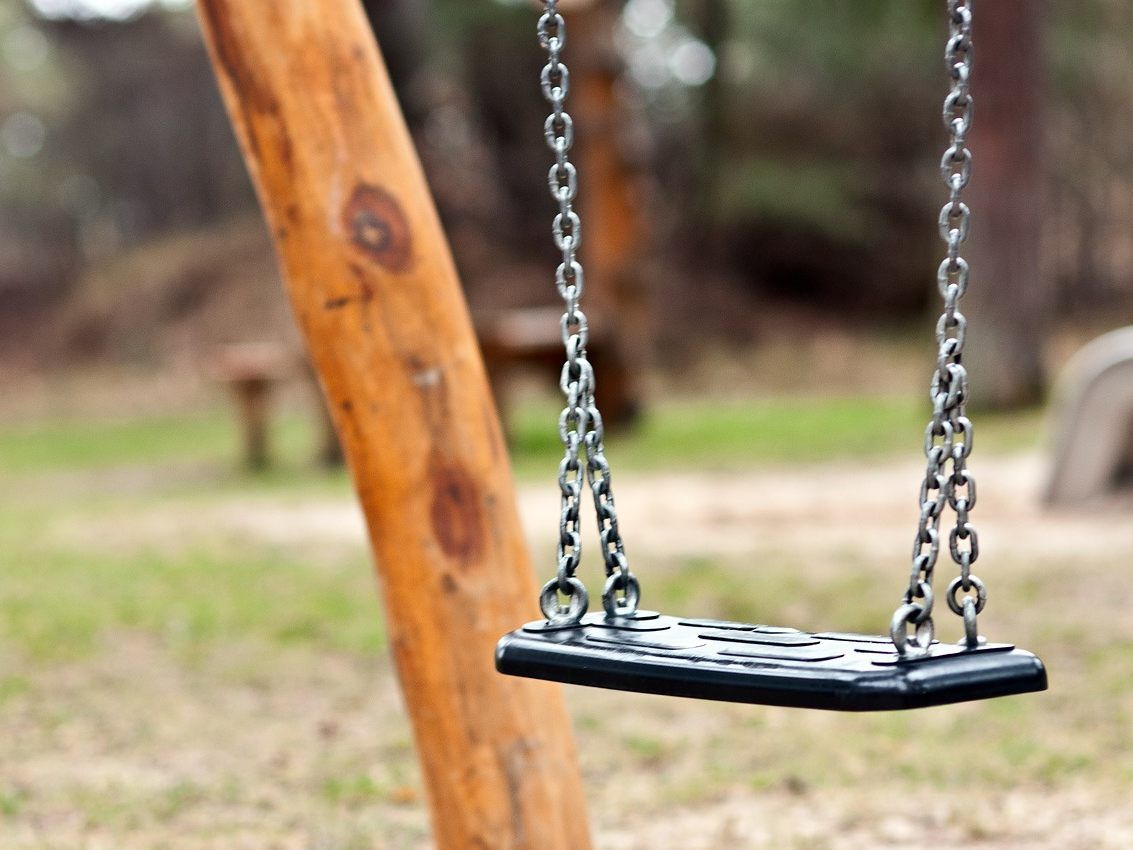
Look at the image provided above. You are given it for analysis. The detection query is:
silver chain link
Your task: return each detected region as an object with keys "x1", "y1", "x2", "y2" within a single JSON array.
[
  {"x1": 536, "y1": 1, "x2": 638, "y2": 624},
  {"x1": 892, "y1": 0, "x2": 985, "y2": 655}
]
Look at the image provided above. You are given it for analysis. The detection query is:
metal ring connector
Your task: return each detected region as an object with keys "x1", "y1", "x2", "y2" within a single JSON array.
[
  {"x1": 540, "y1": 577, "x2": 589, "y2": 625},
  {"x1": 945, "y1": 573, "x2": 986, "y2": 617},
  {"x1": 960, "y1": 596, "x2": 983, "y2": 649},
  {"x1": 601, "y1": 571, "x2": 640, "y2": 619},
  {"x1": 890, "y1": 603, "x2": 935, "y2": 656}
]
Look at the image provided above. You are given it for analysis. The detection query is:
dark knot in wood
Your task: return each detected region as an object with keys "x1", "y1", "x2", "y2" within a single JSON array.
[
  {"x1": 343, "y1": 183, "x2": 412, "y2": 272},
  {"x1": 430, "y1": 457, "x2": 486, "y2": 564}
]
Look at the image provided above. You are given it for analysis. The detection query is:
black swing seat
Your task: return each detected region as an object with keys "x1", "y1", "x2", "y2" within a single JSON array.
[{"x1": 495, "y1": 611, "x2": 1047, "y2": 712}]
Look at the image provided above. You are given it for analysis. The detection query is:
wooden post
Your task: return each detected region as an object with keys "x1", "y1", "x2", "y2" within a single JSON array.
[
  {"x1": 964, "y1": 0, "x2": 1047, "y2": 408},
  {"x1": 227, "y1": 374, "x2": 274, "y2": 469},
  {"x1": 209, "y1": 342, "x2": 290, "y2": 471},
  {"x1": 195, "y1": 3, "x2": 594, "y2": 848},
  {"x1": 571, "y1": 2, "x2": 645, "y2": 428}
]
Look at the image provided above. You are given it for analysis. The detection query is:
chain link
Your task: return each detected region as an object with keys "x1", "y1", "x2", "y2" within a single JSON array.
[
  {"x1": 892, "y1": 0, "x2": 985, "y2": 655},
  {"x1": 537, "y1": 1, "x2": 638, "y2": 624}
]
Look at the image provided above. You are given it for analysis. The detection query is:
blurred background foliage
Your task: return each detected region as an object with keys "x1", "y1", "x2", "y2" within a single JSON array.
[{"x1": 0, "y1": 0, "x2": 1132, "y2": 397}]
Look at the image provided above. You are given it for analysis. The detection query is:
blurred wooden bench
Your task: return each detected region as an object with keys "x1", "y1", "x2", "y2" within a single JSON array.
[
  {"x1": 477, "y1": 306, "x2": 640, "y2": 434},
  {"x1": 209, "y1": 342, "x2": 343, "y2": 469}
]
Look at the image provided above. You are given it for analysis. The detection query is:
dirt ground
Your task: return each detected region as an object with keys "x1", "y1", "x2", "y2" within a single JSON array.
[{"x1": 4, "y1": 451, "x2": 1133, "y2": 849}]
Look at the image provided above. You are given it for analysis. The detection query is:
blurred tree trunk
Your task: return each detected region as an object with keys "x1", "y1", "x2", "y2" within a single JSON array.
[
  {"x1": 963, "y1": 0, "x2": 1047, "y2": 409},
  {"x1": 361, "y1": 0, "x2": 431, "y2": 128},
  {"x1": 570, "y1": 2, "x2": 646, "y2": 427},
  {"x1": 687, "y1": 0, "x2": 730, "y2": 260}
]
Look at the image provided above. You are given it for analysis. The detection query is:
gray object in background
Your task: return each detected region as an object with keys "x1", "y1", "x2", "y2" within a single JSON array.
[{"x1": 1046, "y1": 327, "x2": 1133, "y2": 505}]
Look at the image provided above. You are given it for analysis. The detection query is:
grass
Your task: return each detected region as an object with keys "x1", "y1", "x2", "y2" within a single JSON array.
[
  {"x1": 0, "y1": 391, "x2": 1039, "y2": 663},
  {"x1": 0, "y1": 393, "x2": 1043, "y2": 481},
  {"x1": 650, "y1": 556, "x2": 894, "y2": 635},
  {"x1": 2, "y1": 390, "x2": 1120, "y2": 848},
  {"x1": 0, "y1": 538, "x2": 384, "y2": 662},
  {"x1": 508, "y1": 395, "x2": 929, "y2": 473},
  {"x1": 491, "y1": 393, "x2": 1037, "y2": 476},
  {"x1": 0, "y1": 393, "x2": 1043, "y2": 665},
  {"x1": 0, "y1": 411, "x2": 245, "y2": 474}
]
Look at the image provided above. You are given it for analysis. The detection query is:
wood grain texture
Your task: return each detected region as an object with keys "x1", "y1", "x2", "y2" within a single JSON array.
[{"x1": 196, "y1": 3, "x2": 594, "y2": 847}]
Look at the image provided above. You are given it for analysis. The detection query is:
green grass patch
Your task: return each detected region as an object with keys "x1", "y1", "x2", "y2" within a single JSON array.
[
  {"x1": 0, "y1": 541, "x2": 385, "y2": 662},
  {"x1": 651, "y1": 555, "x2": 894, "y2": 635},
  {"x1": 320, "y1": 774, "x2": 387, "y2": 808},
  {"x1": 510, "y1": 395, "x2": 1042, "y2": 477},
  {"x1": 0, "y1": 395, "x2": 1042, "y2": 484},
  {"x1": 0, "y1": 394, "x2": 1041, "y2": 665},
  {"x1": 0, "y1": 787, "x2": 24, "y2": 819},
  {"x1": 0, "y1": 408, "x2": 320, "y2": 476},
  {"x1": 0, "y1": 677, "x2": 29, "y2": 707},
  {"x1": 624, "y1": 734, "x2": 669, "y2": 765},
  {"x1": 4, "y1": 385, "x2": 1126, "y2": 841},
  {"x1": 611, "y1": 552, "x2": 1133, "y2": 795}
]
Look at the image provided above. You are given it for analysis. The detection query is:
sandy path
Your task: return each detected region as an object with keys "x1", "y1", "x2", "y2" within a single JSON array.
[{"x1": 78, "y1": 452, "x2": 1133, "y2": 569}]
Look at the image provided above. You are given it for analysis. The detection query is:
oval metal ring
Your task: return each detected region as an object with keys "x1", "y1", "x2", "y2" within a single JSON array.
[
  {"x1": 946, "y1": 573, "x2": 987, "y2": 617},
  {"x1": 602, "y1": 571, "x2": 640, "y2": 619},
  {"x1": 890, "y1": 603, "x2": 920, "y2": 655},
  {"x1": 890, "y1": 602, "x2": 935, "y2": 656},
  {"x1": 540, "y1": 577, "x2": 589, "y2": 625},
  {"x1": 910, "y1": 580, "x2": 935, "y2": 617}
]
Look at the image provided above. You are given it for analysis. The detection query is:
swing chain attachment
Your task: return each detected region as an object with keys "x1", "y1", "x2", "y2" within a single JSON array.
[
  {"x1": 537, "y1": 0, "x2": 637, "y2": 625},
  {"x1": 892, "y1": 0, "x2": 986, "y2": 655}
]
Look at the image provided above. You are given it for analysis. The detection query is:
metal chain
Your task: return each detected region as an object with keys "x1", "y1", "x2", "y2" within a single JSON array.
[
  {"x1": 891, "y1": 0, "x2": 985, "y2": 655},
  {"x1": 536, "y1": 1, "x2": 638, "y2": 624}
]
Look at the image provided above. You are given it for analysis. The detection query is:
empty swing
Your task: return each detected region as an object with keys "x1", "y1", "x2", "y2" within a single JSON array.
[{"x1": 495, "y1": 0, "x2": 1048, "y2": 711}]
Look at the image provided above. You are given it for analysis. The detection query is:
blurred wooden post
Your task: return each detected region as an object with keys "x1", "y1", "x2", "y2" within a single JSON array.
[
  {"x1": 964, "y1": 0, "x2": 1047, "y2": 408},
  {"x1": 314, "y1": 393, "x2": 346, "y2": 468},
  {"x1": 196, "y1": 3, "x2": 594, "y2": 849},
  {"x1": 210, "y1": 342, "x2": 289, "y2": 470},
  {"x1": 571, "y1": 1, "x2": 645, "y2": 427},
  {"x1": 228, "y1": 375, "x2": 273, "y2": 469}
]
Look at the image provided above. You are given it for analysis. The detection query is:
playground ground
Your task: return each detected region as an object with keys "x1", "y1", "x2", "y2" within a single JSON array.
[{"x1": 2, "y1": 353, "x2": 1132, "y2": 849}]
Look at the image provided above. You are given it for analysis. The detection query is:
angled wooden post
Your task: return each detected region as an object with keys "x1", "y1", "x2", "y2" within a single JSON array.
[{"x1": 195, "y1": 3, "x2": 594, "y2": 848}]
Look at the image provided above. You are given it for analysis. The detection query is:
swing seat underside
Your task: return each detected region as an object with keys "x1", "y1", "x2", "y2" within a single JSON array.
[{"x1": 495, "y1": 612, "x2": 1047, "y2": 711}]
